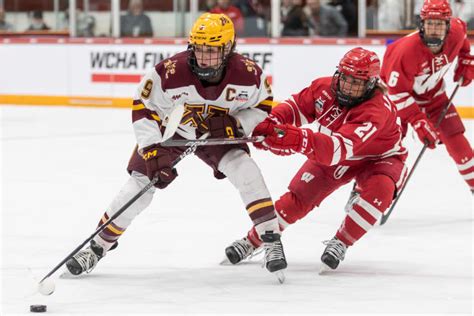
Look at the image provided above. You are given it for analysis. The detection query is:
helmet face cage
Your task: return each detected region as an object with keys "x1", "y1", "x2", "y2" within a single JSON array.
[
  {"x1": 331, "y1": 71, "x2": 377, "y2": 108},
  {"x1": 419, "y1": 18, "x2": 450, "y2": 48},
  {"x1": 188, "y1": 42, "x2": 234, "y2": 81},
  {"x1": 418, "y1": 0, "x2": 451, "y2": 48}
]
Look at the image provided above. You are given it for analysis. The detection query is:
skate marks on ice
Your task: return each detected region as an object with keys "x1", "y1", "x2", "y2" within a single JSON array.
[
  {"x1": 2, "y1": 107, "x2": 472, "y2": 315},
  {"x1": 3, "y1": 240, "x2": 471, "y2": 314},
  {"x1": 219, "y1": 251, "x2": 285, "y2": 283}
]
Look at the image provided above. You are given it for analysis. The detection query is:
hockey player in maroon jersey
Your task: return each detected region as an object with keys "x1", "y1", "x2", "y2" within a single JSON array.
[
  {"x1": 65, "y1": 13, "x2": 287, "y2": 279},
  {"x1": 224, "y1": 47, "x2": 408, "y2": 271},
  {"x1": 381, "y1": 0, "x2": 474, "y2": 192}
]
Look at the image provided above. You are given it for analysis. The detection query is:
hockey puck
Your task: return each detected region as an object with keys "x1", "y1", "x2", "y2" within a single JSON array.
[{"x1": 30, "y1": 305, "x2": 47, "y2": 313}]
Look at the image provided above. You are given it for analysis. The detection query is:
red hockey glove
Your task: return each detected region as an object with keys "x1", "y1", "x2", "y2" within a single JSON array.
[
  {"x1": 409, "y1": 112, "x2": 439, "y2": 149},
  {"x1": 252, "y1": 115, "x2": 281, "y2": 150},
  {"x1": 453, "y1": 54, "x2": 474, "y2": 87},
  {"x1": 197, "y1": 115, "x2": 241, "y2": 138},
  {"x1": 142, "y1": 145, "x2": 177, "y2": 189},
  {"x1": 263, "y1": 124, "x2": 314, "y2": 156}
]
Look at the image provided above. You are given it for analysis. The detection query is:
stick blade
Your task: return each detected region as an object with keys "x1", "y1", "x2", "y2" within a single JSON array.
[{"x1": 162, "y1": 103, "x2": 185, "y2": 142}]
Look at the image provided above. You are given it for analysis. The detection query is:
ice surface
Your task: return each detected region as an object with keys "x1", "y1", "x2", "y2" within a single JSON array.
[{"x1": 1, "y1": 106, "x2": 472, "y2": 315}]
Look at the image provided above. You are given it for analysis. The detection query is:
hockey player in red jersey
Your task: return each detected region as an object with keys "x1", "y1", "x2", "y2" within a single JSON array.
[
  {"x1": 381, "y1": 0, "x2": 474, "y2": 192},
  {"x1": 65, "y1": 13, "x2": 287, "y2": 279},
  {"x1": 224, "y1": 47, "x2": 408, "y2": 271}
]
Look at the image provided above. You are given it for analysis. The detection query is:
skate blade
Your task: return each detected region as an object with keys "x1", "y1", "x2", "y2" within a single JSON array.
[
  {"x1": 318, "y1": 263, "x2": 332, "y2": 275},
  {"x1": 59, "y1": 269, "x2": 81, "y2": 279},
  {"x1": 219, "y1": 257, "x2": 232, "y2": 266},
  {"x1": 273, "y1": 270, "x2": 285, "y2": 284}
]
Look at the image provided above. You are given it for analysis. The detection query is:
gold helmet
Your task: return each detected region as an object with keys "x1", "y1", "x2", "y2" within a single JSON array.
[
  {"x1": 188, "y1": 13, "x2": 236, "y2": 81},
  {"x1": 189, "y1": 13, "x2": 235, "y2": 47}
]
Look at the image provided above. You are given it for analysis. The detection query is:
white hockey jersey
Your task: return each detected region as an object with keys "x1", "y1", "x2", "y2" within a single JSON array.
[{"x1": 131, "y1": 50, "x2": 274, "y2": 150}]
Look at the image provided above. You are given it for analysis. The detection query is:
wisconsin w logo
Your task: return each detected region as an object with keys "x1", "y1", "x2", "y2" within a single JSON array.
[{"x1": 301, "y1": 172, "x2": 314, "y2": 183}]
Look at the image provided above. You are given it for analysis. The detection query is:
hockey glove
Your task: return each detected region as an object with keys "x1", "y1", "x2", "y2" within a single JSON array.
[
  {"x1": 252, "y1": 115, "x2": 281, "y2": 150},
  {"x1": 142, "y1": 145, "x2": 177, "y2": 189},
  {"x1": 409, "y1": 112, "x2": 439, "y2": 149},
  {"x1": 453, "y1": 54, "x2": 474, "y2": 87},
  {"x1": 263, "y1": 124, "x2": 314, "y2": 156},
  {"x1": 197, "y1": 115, "x2": 241, "y2": 139}
]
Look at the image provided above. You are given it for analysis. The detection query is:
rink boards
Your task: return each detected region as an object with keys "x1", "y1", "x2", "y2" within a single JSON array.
[{"x1": 0, "y1": 37, "x2": 473, "y2": 118}]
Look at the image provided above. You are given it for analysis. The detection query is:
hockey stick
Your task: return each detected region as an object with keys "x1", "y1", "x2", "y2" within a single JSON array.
[
  {"x1": 161, "y1": 103, "x2": 185, "y2": 142},
  {"x1": 39, "y1": 140, "x2": 200, "y2": 285},
  {"x1": 380, "y1": 82, "x2": 462, "y2": 225},
  {"x1": 161, "y1": 135, "x2": 264, "y2": 147}
]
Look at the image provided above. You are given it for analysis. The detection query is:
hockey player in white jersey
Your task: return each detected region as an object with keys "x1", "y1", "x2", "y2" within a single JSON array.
[{"x1": 65, "y1": 13, "x2": 287, "y2": 279}]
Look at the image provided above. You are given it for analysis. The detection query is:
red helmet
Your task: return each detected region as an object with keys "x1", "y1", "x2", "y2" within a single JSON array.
[
  {"x1": 420, "y1": 0, "x2": 452, "y2": 21},
  {"x1": 332, "y1": 47, "x2": 381, "y2": 108},
  {"x1": 338, "y1": 47, "x2": 381, "y2": 80}
]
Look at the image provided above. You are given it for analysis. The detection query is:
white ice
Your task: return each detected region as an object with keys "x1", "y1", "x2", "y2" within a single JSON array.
[{"x1": 1, "y1": 106, "x2": 473, "y2": 315}]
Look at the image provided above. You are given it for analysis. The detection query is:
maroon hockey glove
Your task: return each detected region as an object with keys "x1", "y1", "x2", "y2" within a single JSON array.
[
  {"x1": 454, "y1": 54, "x2": 474, "y2": 87},
  {"x1": 263, "y1": 124, "x2": 314, "y2": 156},
  {"x1": 409, "y1": 112, "x2": 439, "y2": 149},
  {"x1": 252, "y1": 115, "x2": 281, "y2": 150},
  {"x1": 142, "y1": 145, "x2": 177, "y2": 189},
  {"x1": 197, "y1": 115, "x2": 241, "y2": 138}
]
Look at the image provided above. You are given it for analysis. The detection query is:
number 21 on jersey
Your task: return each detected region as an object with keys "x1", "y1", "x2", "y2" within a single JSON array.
[{"x1": 355, "y1": 122, "x2": 377, "y2": 142}]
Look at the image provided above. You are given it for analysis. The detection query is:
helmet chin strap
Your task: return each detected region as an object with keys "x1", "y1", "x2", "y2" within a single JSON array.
[
  {"x1": 195, "y1": 65, "x2": 225, "y2": 82},
  {"x1": 423, "y1": 37, "x2": 444, "y2": 50}
]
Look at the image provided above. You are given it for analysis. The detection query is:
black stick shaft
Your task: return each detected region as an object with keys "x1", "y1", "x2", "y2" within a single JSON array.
[
  {"x1": 380, "y1": 82, "x2": 461, "y2": 225},
  {"x1": 40, "y1": 143, "x2": 199, "y2": 283},
  {"x1": 161, "y1": 136, "x2": 264, "y2": 147}
]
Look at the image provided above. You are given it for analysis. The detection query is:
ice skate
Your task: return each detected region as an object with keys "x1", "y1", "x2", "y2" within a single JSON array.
[
  {"x1": 65, "y1": 240, "x2": 105, "y2": 276},
  {"x1": 319, "y1": 237, "x2": 347, "y2": 274},
  {"x1": 223, "y1": 237, "x2": 258, "y2": 265},
  {"x1": 261, "y1": 232, "x2": 287, "y2": 283}
]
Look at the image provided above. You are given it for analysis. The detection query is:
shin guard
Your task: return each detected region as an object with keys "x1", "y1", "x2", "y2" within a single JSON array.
[
  {"x1": 336, "y1": 175, "x2": 395, "y2": 246},
  {"x1": 442, "y1": 133, "x2": 474, "y2": 191}
]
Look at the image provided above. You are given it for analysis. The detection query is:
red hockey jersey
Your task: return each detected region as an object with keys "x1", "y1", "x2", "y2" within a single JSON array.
[
  {"x1": 381, "y1": 18, "x2": 470, "y2": 121},
  {"x1": 273, "y1": 77, "x2": 406, "y2": 167}
]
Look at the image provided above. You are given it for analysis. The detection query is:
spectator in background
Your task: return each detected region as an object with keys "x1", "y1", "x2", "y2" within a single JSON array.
[
  {"x1": 210, "y1": 0, "x2": 245, "y2": 35},
  {"x1": 366, "y1": 0, "x2": 378, "y2": 29},
  {"x1": 233, "y1": 0, "x2": 270, "y2": 36},
  {"x1": 59, "y1": 9, "x2": 96, "y2": 37},
  {"x1": 27, "y1": 10, "x2": 50, "y2": 31},
  {"x1": 233, "y1": 0, "x2": 269, "y2": 18},
  {"x1": 305, "y1": 0, "x2": 348, "y2": 36},
  {"x1": 281, "y1": 0, "x2": 309, "y2": 36},
  {"x1": 450, "y1": 0, "x2": 474, "y2": 26},
  {"x1": 327, "y1": 0, "x2": 357, "y2": 35},
  {"x1": 200, "y1": 0, "x2": 217, "y2": 11},
  {"x1": 281, "y1": 0, "x2": 292, "y2": 20},
  {"x1": 0, "y1": 7, "x2": 13, "y2": 31},
  {"x1": 377, "y1": 0, "x2": 404, "y2": 30},
  {"x1": 120, "y1": 0, "x2": 153, "y2": 37}
]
